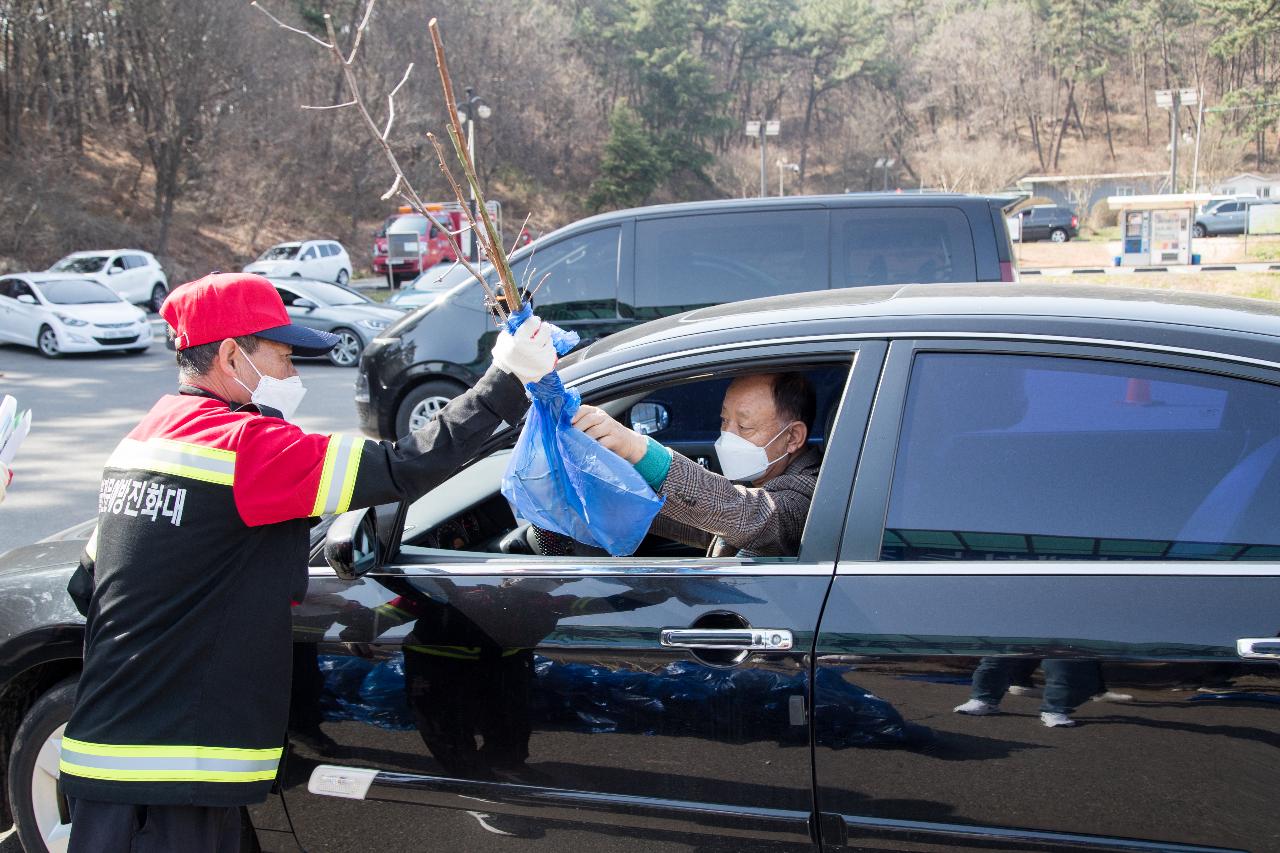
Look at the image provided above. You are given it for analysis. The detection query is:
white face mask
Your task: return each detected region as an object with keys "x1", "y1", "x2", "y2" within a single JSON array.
[
  {"x1": 234, "y1": 346, "x2": 306, "y2": 421},
  {"x1": 714, "y1": 422, "x2": 796, "y2": 483}
]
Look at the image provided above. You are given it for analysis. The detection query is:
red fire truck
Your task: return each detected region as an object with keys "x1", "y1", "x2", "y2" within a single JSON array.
[{"x1": 371, "y1": 202, "x2": 501, "y2": 283}]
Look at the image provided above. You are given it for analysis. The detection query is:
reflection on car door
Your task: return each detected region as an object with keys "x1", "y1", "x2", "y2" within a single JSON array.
[
  {"x1": 814, "y1": 339, "x2": 1280, "y2": 852},
  {"x1": 279, "y1": 345, "x2": 882, "y2": 852}
]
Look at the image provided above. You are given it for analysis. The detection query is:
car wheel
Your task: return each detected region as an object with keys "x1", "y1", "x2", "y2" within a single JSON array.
[
  {"x1": 149, "y1": 283, "x2": 168, "y2": 314},
  {"x1": 396, "y1": 380, "x2": 464, "y2": 436},
  {"x1": 8, "y1": 677, "x2": 77, "y2": 853},
  {"x1": 328, "y1": 328, "x2": 362, "y2": 368},
  {"x1": 1049, "y1": 228, "x2": 1068, "y2": 243},
  {"x1": 1193, "y1": 223, "x2": 1207, "y2": 238},
  {"x1": 37, "y1": 326, "x2": 60, "y2": 358},
  {"x1": 336, "y1": 269, "x2": 350, "y2": 286}
]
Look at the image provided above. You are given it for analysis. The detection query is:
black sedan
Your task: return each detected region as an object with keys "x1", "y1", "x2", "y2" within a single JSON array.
[{"x1": 3, "y1": 283, "x2": 1280, "y2": 852}]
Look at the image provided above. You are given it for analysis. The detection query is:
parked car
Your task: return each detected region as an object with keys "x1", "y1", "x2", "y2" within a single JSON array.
[
  {"x1": 358, "y1": 193, "x2": 1019, "y2": 438},
  {"x1": 4, "y1": 283, "x2": 1280, "y2": 853},
  {"x1": 384, "y1": 262, "x2": 467, "y2": 310},
  {"x1": 245, "y1": 240, "x2": 352, "y2": 285},
  {"x1": 1194, "y1": 197, "x2": 1256, "y2": 237},
  {"x1": 266, "y1": 277, "x2": 402, "y2": 367},
  {"x1": 1013, "y1": 205, "x2": 1079, "y2": 242},
  {"x1": 47, "y1": 250, "x2": 168, "y2": 313},
  {"x1": 0, "y1": 273, "x2": 151, "y2": 357}
]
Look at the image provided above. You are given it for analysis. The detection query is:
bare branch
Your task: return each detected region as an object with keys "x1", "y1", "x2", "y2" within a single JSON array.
[
  {"x1": 346, "y1": 0, "x2": 377, "y2": 64},
  {"x1": 382, "y1": 63, "x2": 414, "y2": 141},
  {"x1": 249, "y1": 2, "x2": 332, "y2": 49},
  {"x1": 379, "y1": 174, "x2": 403, "y2": 201},
  {"x1": 509, "y1": 212, "x2": 532, "y2": 256},
  {"x1": 301, "y1": 100, "x2": 357, "y2": 111}
]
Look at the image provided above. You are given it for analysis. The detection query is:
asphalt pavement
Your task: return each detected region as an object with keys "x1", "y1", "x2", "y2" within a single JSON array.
[{"x1": 0, "y1": 328, "x2": 367, "y2": 555}]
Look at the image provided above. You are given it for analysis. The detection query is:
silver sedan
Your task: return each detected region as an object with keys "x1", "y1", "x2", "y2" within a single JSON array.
[{"x1": 267, "y1": 277, "x2": 403, "y2": 367}]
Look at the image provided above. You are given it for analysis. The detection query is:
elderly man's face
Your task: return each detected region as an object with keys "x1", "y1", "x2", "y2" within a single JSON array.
[{"x1": 720, "y1": 374, "x2": 784, "y2": 445}]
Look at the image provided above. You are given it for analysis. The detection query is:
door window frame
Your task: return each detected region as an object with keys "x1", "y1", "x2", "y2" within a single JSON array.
[
  {"x1": 341, "y1": 339, "x2": 886, "y2": 579},
  {"x1": 839, "y1": 336, "x2": 1280, "y2": 571}
]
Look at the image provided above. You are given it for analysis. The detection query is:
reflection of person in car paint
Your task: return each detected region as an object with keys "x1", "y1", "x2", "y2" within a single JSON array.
[{"x1": 572, "y1": 372, "x2": 819, "y2": 557}]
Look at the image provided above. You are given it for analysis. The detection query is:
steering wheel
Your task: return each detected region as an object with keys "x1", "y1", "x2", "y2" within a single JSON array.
[{"x1": 497, "y1": 523, "x2": 608, "y2": 557}]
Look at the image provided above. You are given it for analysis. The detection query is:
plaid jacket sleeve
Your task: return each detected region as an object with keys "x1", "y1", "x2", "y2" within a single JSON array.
[{"x1": 655, "y1": 450, "x2": 819, "y2": 557}]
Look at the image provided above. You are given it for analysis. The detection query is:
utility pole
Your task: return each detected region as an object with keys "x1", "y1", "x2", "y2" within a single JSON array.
[
  {"x1": 1155, "y1": 88, "x2": 1197, "y2": 194},
  {"x1": 745, "y1": 120, "x2": 780, "y2": 198},
  {"x1": 777, "y1": 158, "x2": 798, "y2": 195}
]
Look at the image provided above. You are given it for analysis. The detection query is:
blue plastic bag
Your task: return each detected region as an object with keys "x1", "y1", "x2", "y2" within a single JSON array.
[{"x1": 500, "y1": 305, "x2": 664, "y2": 556}]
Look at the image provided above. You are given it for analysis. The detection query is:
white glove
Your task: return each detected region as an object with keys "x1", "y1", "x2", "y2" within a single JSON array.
[
  {"x1": 0, "y1": 462, "x2": 9, "y2": 505},
  {"x1": 492, "y1": 314, "x2": 557, "y2": 384}
]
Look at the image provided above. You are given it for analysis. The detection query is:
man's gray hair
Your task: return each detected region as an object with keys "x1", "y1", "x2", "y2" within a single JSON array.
[{"x1": 175, "y1": 334, "x2": 261, "y2": 378}]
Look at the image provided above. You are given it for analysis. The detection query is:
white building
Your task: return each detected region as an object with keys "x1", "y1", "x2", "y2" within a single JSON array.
[{"x1": 1211, "y1": 172, "x2": 1280, "y2": 199}]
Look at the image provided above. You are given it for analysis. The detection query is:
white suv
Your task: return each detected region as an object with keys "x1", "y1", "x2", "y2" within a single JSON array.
[
  {"x1": 244, "y1": 240, "x2": 352, "y2": 285},
  {"x1": 48, "y1": 250, "x2": 169, "y2": 313}
]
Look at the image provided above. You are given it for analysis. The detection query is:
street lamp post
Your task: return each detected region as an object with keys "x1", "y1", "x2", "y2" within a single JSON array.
[
  {"x1": 455, "y1": 86, "x2": 492, "y2": 262},
  {"x1": 776, "y1": 158, "x2": 799, "y2": 196},
  {"x1": 745, "y1": 119, "x2": 780, "y2": 198},
  {"x1": 875, "y1": 157, "x2": 896, "y2": 191}
]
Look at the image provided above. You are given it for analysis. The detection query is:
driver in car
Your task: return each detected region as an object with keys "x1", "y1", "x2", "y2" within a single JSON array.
[{"x1": 572, "y1": 372, "x2": 819, "y2": 557}]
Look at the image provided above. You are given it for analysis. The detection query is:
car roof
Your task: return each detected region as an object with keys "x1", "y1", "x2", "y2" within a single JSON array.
[
  {"x1": 561, "y1": 284, "x2": 1280, "y2": 379},
  {"x1": 531, "y1": 193, "x2": 1006, "y2": 244},
  {"x1": 6, "y1": 271, "x2": 114, "y2": 284},
  {"x1": 61, "y1": 250, "x2": 150, "y2": 257}
]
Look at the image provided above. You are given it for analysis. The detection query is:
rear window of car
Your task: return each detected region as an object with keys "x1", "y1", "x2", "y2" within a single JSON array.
[
  {"x1": 833, "y1": 207, "x2": 977, "y2": 286},
  {"x1": 882, "y1": 353, "x2": 1280, "y2": 561},
  {"x1": 633, "y1": 209, "x2": 828, "y2": 320}
]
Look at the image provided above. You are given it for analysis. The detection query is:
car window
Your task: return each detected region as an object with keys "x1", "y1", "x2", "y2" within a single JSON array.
[
  {"x1": 0, "y1": 279, "x2": 14, "y2": 299},
  {"x1": 110, "y1": 256, "x2": 126, "y2": 271},
  {"x1": 396, "y1": 363, "x2": 851, "y2": 562},
  {"x1": 634, "y1": 210, "x2": 826, "y2": 320},
  {"x1": 1218, "y1": 203, "x2": 1239, "y2": 214},
  {"x1": 301, "y1": 246, "x2": 317, "y2": 261},
  {"x1": 882, "y1": 352, "x2": 1280, "y2": 561},
  {"x1": 32, "y1": 279, "x2": 119, "y2": 304},
  {"x1": 507, "y1": 226, "x2": 620, "y2": 322},
  {"x1": 125, "y1": 254, "x2": 147, "y2": 269},
  {"x1": 10, "y1": 280, "x2": 35, "y2": 300},
  {"x1": 834, "y1": 207, "x2": 976, "y2": 287},
  {"x1": 51, "y1": 256, "x2": 108, "y2": 274},
  {"x1": 330, "y1": 243, "x2": 344, "y2": 256},
  {"x1": 261, "y1": 245, "x2": 300, "y2": 261},
  {"x1": 294, "y1": 280, "x2": 368, "y2": 306},
  {"x1": 274, "y1": 286, "x2": 304, "y2": 307}
]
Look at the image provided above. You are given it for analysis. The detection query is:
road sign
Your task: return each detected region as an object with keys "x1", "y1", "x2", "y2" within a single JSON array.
[
  {"x1": 1179, "y1": 88, "x2": 1199, "y2": 106},
  {"x1": 765, "y1": 120, "x2": 780, "y2": 136},
  {"x1": 1155, "y1": 90, "x2": 1173, "y2": 108},
  {"x1": 745, "y1": 120, "x2": 760, "y2": 136}
]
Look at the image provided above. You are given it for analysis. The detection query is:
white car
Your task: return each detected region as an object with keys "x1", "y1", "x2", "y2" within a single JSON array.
[
  {"x1": 244, "y1": 240, "x2": 352, "y2": 285},
  {"x1": 48, "y1": 250, "x2": 169, "y2": 313},
  {"x1": 0, "y1": 273, "x2": 152, "y2": 358}
]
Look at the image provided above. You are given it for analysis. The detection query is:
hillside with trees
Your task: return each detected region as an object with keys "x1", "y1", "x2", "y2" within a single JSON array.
[{"x1": 0, "y1": 0, "x2": 1276, "y2": 279}]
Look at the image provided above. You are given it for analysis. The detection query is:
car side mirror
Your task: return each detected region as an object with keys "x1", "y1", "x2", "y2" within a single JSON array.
[
  {"x1": 16, "y1": 294, "x2": 36, "y2": 304},
  {"x1": 630, "y1": 402, "x2": 670, "y2": 436},
  {"x1": 108, "y1": 266, "x2": 123, "y2": 275},
  {"x1": 325, "y1": 507, "x2": 381, "y2": 580},
  {"x1": 293, "y1": 298, "x2": 318, "y2": 311}
]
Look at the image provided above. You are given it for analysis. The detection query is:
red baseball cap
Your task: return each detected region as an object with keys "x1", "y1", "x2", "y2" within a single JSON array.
[{"x1": 161, "y1": 272, "x2": 339, "y2": 357}]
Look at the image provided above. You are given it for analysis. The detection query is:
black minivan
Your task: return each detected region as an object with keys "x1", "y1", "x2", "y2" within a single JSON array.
[{"x1": 356, "y1": 193, "x2": 1017, "y2": 439}]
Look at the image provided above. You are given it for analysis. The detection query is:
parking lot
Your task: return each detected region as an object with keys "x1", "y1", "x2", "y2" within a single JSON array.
[{"x1": 0, "y1": 333, "x2": 366, "y2": 555}]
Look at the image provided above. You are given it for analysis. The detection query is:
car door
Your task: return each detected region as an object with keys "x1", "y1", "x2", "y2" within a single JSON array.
[
  {"x1": 5, "y1": 279, "x2": 44, "y2": 343},
  {"x1": 632, "y1": 209, "x2": 828, "y2": 319},
  {"x1": 279, "y1": 341, "x2": 885, "y2": 852},
  {"x1": 479, "y1": 225, "x2": 631, "y2": 359},
  {"x1": 297, "y1": 243, "x2": 320, "y2": 278},
  {"x1": 813, "y1": 338, "x2": 1280, "y2": 852},
  {"x1": 123, "y1": 254, "x2": 151, "y2": 302}
]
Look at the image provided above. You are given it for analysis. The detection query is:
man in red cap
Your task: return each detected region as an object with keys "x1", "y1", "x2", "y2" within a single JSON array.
[{"x1": 59, "y1": 272, "x2": 556, "y2": 851}]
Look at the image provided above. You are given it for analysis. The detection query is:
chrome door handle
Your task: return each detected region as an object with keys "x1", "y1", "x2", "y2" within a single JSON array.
[
  {"x1": 660, "y1": 628, "x2": 793, "y2": 651},
  {"x1": 1236, "y1": 638, "x2": 1280, "y2": 659}
]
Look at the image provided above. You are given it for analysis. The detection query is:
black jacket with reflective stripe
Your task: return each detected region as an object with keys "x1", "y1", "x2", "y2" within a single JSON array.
[{"x1": 62, "y1": 366, "x2": 527, "y2": 807}]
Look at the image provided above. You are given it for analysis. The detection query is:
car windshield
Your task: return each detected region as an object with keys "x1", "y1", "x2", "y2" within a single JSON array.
[
  {"x1": 374, "y1": 216, "x2": 398, "y2": 238},
  {"x1": 292, "y1": 280, "x2": 369, "y2": 306},
  {"x1": 411, "y1": 262, "x2": 476, "y2": 291},
  {"x1": 51, "y1": 256, "x2": 108, "y2": 274},
  {"x1": 33, "y1": 279, "x2": 120, "y2": 304},
  {"x1": 260, "y1": 245, "x2": 300, "y2": 261}
]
